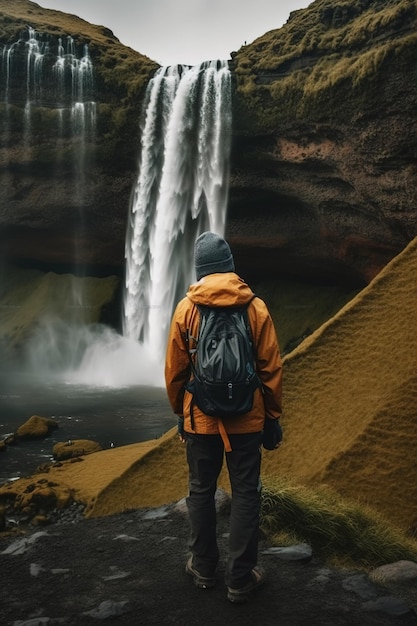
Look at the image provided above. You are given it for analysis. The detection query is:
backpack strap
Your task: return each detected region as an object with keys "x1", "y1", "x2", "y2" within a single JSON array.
[
  {"x1": 185, "y1": 302, "x2": 205, "y2": 431},
  {"x1": 218, "y1": 419, "x2": 232, "y2": 453}
]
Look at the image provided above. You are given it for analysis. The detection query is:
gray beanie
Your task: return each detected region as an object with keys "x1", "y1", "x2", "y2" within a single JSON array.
[{"x1": 194, "y1": 231, "x2": 235, "y2": 280}]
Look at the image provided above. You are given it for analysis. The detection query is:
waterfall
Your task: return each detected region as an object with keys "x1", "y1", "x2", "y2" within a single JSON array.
[
  {"x1": 0, "y1": 27, "x2": 97, "y2": 376},
  {"x1": 54, "y1": 60, "x2": 231, "y2": 388},
  {"x1": 123, "y1": 60, "x2": 232, "y2": 368},
  {"x1": 0, "y1": 41, "x2": 231, "y2": 387},
  {"x1": 1, "y1": 27, "x2": 96, "y2": 158},
  {"x1": 1, "y1": 27, "x2": 96, "y2": 247}
]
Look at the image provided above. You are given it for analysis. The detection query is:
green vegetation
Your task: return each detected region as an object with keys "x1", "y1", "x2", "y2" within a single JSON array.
[
  {"x1": 261, "y1": 478, "x2": 417, "y2": 569},
  {"x1": 232, "y1": 0, "x2": 417, "y2": 132}
]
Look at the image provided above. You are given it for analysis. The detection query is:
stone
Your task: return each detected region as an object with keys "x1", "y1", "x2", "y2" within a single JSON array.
[
  {"x1": 362, "y1": 596, "x2": 412, "y2": 617},
  {"x1": 4, "y1": 434, "x2": 17, "y2": 446},
  {"x1": 370, "y1": 560, "x2": 417, "y2": 584},
  {"x1": 261, "y1": 543, "x2": 313, "y2": 562},
  {"x1": 1, "y1": 530, "x2": 49, "y2": 555},
  {"x1": 52, "y1": 439, "x2": 103, "y2": 461},
  {"x1": 82, "y1": 599, "x2": 131, "y2": 619},
  {"x1": 31, "y1": 514, "x2": 51, "y2": 527},
  {"x1": 15, "y1": 416, "x2": 59, "y2": 440}
]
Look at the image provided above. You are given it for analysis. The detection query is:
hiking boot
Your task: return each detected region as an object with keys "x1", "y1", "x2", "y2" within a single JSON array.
[
  {"x1": 227, "y1": 566, "x2": 266, "y2": 604},
  {"x1": 185, "y1": 556, "x2": 216, "y2": 589}
]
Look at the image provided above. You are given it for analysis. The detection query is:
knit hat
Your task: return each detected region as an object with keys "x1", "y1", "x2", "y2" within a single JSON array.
[{"x1": 194, "y1": 231, "x2": 235, "y2": 280}]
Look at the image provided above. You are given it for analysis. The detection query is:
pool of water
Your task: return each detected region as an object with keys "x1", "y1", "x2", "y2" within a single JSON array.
[{"x1": 0, "y1": 373, "x2": 174, "y2": 484}]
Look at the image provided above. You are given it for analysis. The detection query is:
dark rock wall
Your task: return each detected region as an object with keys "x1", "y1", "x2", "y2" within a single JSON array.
[
  {"x1": 228, "y1": 0, "x2": 417, "y2": 285},
  {"x1": 0, "y1": 0, "x2": 158, "y2": 274}
]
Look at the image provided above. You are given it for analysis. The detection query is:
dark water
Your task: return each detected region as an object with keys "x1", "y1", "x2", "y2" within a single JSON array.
[{"x1": 0, "y1": 373, "x2": 175, "y2": 485}]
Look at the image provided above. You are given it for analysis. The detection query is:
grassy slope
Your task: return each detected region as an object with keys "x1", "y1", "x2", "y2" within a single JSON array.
[
  {"x1": 0, "y1": 268, "x2": 119, "y2": 350},
  {"x1": 261, "y1": 235, "x2": 417, "y2": 531}
]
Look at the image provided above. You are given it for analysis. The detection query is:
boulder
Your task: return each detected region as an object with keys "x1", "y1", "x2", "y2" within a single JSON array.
[
  {"x1": 53, "y1": 439, "x2": 103, "y2": 461},
  {"x1": 15, "y1": 415, "x2": 59, "y2": 440},
  {"x1": 1, "y1": 478, "x2": 73, "y2": 521}
]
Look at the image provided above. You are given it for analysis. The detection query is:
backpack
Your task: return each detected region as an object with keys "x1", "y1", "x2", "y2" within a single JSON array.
[{"x1": 186, "y1": 301, "x2": 261, "y2": 419}]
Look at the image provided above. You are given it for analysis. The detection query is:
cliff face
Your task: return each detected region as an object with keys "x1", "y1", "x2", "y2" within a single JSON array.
[
  {"x1": 229, "y1": 0, "x2": 417, "y2": 285},
  {"x1": 1, "y1": 0, "x2": 416, "y2": 288},
  {"x1": 0, "y1": 0, "x2": 158, "y2": 273}
]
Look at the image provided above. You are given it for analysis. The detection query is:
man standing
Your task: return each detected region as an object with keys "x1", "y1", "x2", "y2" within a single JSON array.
[{"x1": 165, "y1": 231, "x2": 283, "y2": 603}]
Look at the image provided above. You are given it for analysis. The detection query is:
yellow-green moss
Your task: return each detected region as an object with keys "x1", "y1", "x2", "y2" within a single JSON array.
[{"x1": 232, "y1": 0, "x2": 417, "y2": 132}]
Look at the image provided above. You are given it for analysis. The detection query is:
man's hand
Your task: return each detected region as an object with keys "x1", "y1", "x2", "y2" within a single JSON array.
[
  {"x1": 262, "y1": 418, "x2": 283, "y2": 450},
  {"x1": 177, "y1": 416, "x2": 186, "y2": 443}
]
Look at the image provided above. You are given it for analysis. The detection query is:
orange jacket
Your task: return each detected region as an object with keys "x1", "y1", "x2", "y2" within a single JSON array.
[{"x1": 165, "y1": 272, "x2": 283, "y2": 437}]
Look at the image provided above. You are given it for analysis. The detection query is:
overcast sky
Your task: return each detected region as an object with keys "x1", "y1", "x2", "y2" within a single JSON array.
[{"x1": 36, "y1": 0, "x2": 313, "y2": 66}]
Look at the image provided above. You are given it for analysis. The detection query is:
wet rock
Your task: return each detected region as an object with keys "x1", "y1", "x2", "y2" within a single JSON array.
[
  {"x1": 52, "y1": 439, "x2": 103, "y2": 461},
  {"x1": 261, "y1": 543, "x2": 313, "y2": 562},
  {"x1": 362, "y1": 595, "x2": 413, "y2": 617},
  {"x1": 370, "y1": 560, "x2": 417, "y2": 584},
  {"x1": 15, "y1": 415, "x2": 59, "y2": 441},
  {"x1": 82, "y1": 599, "x2": 131, "y2": 619},
  {"x1": 4, "y1": 434, "x2": 17, "y2": 446}
]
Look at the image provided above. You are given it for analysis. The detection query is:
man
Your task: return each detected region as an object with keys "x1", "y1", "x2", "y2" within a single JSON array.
[{"x1": 165, "y1": 231, "x2": 283, "y2": 604}]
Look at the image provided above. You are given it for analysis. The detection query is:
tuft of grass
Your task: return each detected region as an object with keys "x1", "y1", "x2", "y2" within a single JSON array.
[{"x1": 260, "y1": 477, "x2": 417, "y2": 569}]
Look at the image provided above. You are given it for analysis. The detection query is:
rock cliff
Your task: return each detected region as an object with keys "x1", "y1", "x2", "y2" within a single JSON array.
[
  {"x1": 229, "y1": 0, "x2": 417, "y2": 285},
  {"x1": 0, "y1": 0, "x2": 157, "y2": 273},
  {"x1": 0, "y1": 0, "x2": 416, "y2": 289}
]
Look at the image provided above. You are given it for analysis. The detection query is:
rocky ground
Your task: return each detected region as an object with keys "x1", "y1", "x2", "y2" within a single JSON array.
[{"x1": 1, "y1": 498, "x2": 417, "y2": 626}]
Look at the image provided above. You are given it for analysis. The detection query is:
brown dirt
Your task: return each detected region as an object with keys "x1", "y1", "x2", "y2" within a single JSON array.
[{"x1": 1, "y1": 501, "x2": 417, "y2": 626}]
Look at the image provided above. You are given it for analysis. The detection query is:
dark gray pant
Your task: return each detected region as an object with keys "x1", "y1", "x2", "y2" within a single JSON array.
[{"x1": 185, "y1": 431, "x2": 262, "y2": 588}]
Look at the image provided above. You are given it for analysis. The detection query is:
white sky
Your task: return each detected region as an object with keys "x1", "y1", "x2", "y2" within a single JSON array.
[{"x1": 36, "y1": 0, "x2": 313, "y2": 67}]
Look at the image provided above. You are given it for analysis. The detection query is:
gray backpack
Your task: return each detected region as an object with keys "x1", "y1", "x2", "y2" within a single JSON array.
[{"x1": 186, "y1": 301, "x2": 261, "y2": 419}]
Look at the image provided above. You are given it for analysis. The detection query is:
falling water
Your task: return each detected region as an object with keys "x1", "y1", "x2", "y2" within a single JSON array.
[
  {"x1": 123, "y1": 61, "x2": 232, "y2": 369},
  {"x1": 1, "y1": 27, "x2": 95, "y2": 176},
  {"x1": 23, "y1": 28, "x2": 43, "y2": 152},
  {"x1": 0, "y1": 27, "x2": 97, "y2": 374},
  {"x1": 1, "y1": 27, "x2": 95, "y2": 159},
  {"x1": 1, "y1": 42, "x2": 231, "y2": 386}
]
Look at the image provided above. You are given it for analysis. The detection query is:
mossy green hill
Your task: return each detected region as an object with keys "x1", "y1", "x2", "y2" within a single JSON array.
[{"x1": 232, "y1": 0, "x2": 417, "y2": 132}]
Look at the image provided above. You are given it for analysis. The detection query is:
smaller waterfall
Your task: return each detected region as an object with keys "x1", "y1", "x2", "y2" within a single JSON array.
[
  {"x1": 0, "y1": 27, "x2": 96, "y2": 159},
  {"x1": 0, "y1": 27, "x2": 98, "y2": 377},
  {"x1": 123, "y1": 61, "x2": 232, "y2": 376},
  {"x1": 23, "y1": 28, "x2": 43, "y2": 150}
]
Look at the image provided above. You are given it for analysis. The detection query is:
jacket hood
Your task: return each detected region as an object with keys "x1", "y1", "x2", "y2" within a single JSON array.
[{"x1": 186, "y1": 272, "x2": 255, "y2": 308}]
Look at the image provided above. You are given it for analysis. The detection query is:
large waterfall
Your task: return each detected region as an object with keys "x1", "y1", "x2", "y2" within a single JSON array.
[
  {"x1": 123, "y1": 61, "x2": 232, "y2": 368},
  {"x1": 0, "y1": 46, "x2": 231, "y2": 388},
  {"x1": 69, "y1": 61, "x2": 232, "y2": 387},
  {"x1": 0, "y1": 41, "x2": 232, "y2": 482}
]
